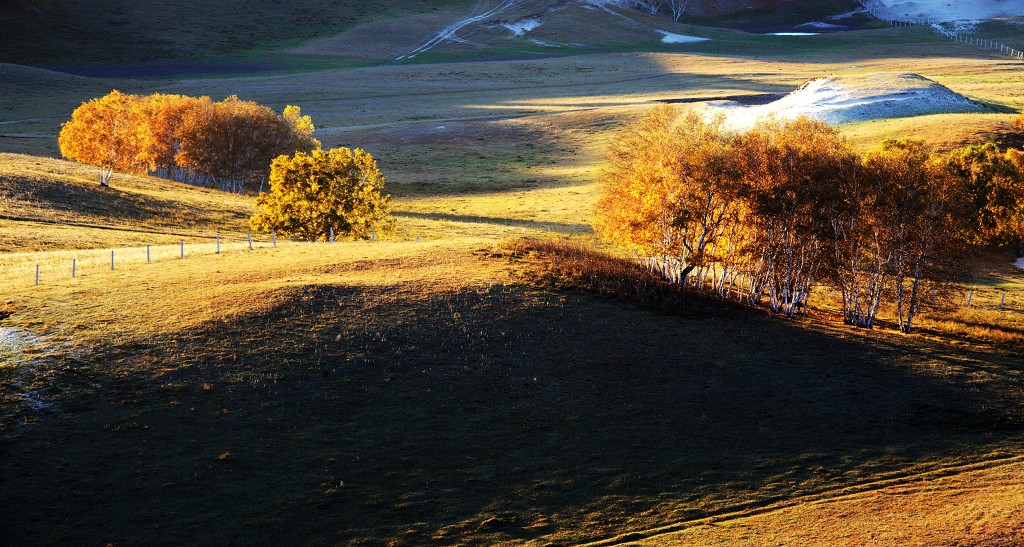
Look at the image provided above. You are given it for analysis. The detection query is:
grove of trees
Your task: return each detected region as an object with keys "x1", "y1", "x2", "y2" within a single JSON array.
[
  {"x1": 58, "y1": 90, "x2": 318, "y2": 191},
  {"x1": 596, "y1": 105, "x2": 1024, "y2": 332},
  {"x1": 250, "y1": 147, "x2": 394, "y2": 242},
  {"x1": 630, "y1": 0, "x2": 689, "y2": 20}
]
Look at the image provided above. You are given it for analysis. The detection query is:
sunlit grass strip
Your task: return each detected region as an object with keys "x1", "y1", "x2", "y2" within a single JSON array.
[{"x1": 3, "y1": 235, "x2": 280, "y2": 290}]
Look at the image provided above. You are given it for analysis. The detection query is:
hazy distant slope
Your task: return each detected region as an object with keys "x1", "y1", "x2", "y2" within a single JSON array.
[
  {"x1": 2, "y1": 0, "x2": 872, "y2": 68},
  {"x1": 0, "y1": 0, "x2": 473, "y2": 65}
]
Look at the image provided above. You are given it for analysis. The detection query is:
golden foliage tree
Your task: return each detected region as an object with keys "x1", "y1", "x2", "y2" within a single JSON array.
[
  {"x1": 59, "y1": 91, "x2": 318, "y2": 192},
  {"x1": 250, "y1": 147, "x2": 394, "y2": 242},
  {"x1": 594, "y1": 105, "x2": 740, "y2": 285},
  {"x1": 175, "y1": 96, "x2": 318, "y2": 193},
  {"x1": 133, "y1": 93, "x2": 200, "y2": 179},
  {"x1": 946, "y1": 143, "x2": 1024, "y2": 250},
  {"x1": 594, "y1": 104, "x2": 977, "y2": 331},
  {"x1": 733, "y1": 117, "x2": 857, "y2": 315},
  {"x1": 57, "y1": 90, "x2": 145, "y2": 187}
]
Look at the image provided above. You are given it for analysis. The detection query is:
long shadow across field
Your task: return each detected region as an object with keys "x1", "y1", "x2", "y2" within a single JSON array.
[{"x1": 3, "y1": 282, "x2": 1023, "y2": 545}]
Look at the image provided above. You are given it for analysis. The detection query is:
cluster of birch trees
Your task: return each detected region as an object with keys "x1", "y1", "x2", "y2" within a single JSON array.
[
  {"x1": 629, "y1": 0, "x2": 690, "y2": 20},
  {"x1": 595, "y1": 105, "x2": 1024, "y2": 332},
  {"x1": 58, "y1": 90, "x2": 319, "y2": 192}
]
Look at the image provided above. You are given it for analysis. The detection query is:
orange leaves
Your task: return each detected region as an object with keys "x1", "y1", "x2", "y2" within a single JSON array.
[
  {"x1": 57, "y1": 90, "x2": 145, "y2": 186},
  {"x1": 250, "y1": 147, "x2": 394, "y2": 242},
  {"x1": 594, "y1": 105, "x2": 736, "y2": 269},
  {"x1": 133, "y1": 93, "x2": 198, "y2": 175},
  {"x1": 57, "y1": 90, "x2": 318, "y2": 191}
]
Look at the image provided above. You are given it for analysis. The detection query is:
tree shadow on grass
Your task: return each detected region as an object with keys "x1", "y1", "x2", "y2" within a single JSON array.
[
  {"x1": 3, "y1": 283, "x2": 1024, "y2": 545},
  {"x1": 394, "y1": 211, "x2": 592, "y2": 234}
]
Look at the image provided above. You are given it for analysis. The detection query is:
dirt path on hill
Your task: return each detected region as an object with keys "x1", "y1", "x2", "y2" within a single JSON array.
[{"x1": 394, "y1": 0, "x2": 531, "y2": 61}]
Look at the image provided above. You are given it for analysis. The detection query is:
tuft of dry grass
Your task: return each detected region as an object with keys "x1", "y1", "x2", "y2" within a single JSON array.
[{"x1": 506, "y1": 238, "x2": 750, "y2": 316}]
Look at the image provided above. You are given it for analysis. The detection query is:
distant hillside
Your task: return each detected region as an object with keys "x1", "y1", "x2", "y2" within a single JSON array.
[
  {"x1": 0, "y1": 0, "x2": 473, "y2": 65},
  {"x1": 1, "y1": 0, "x2": 872, "y2": 68}
]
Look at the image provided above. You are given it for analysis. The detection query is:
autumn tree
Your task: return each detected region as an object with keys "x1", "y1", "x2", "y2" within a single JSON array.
[
  {"x1": 946, "y1": 143, "x2": 1024, "y2": 251},
  {"x1": 133, "y1": 93, "x2": 200, "y2": 180},
  {"x1": 894, "y1": 158, "x2": 969, "y2": 333},
  {"x1": 174, "y1": 96, "x2": 317, "y2": 193},
  {"x1": 250, "y1": 147, "x2": 394, "y2": 241},
  {"x1": 59, "y1": 91, "x2": 319, "y2": 192},
  {"x1": 58, "y1": 90, "x2": 145, "y2": 187},
  {"x1": 734, "y1": 117, "x2": 855, "y2": 316},
  {"x1": 594, "y1": 105, "x2": 740, "y2": 286}
]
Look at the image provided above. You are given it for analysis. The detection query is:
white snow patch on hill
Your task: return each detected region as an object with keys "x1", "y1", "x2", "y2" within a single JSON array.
[
  {"x1": 502, "y1": 18, "x2": 541, "y2": 36},
  {"x1": 657, "y1": 30, "x2": 710, "y2": 44},
  {"x1": 797, "y1": 21, "x2": 846, "y2": 30},
  {"x1": 863, "y1": 0, "x2": 1024, "y2": 22},
  {"x1": 709, "y1": 73, "x2": 985, "y2": 130},
  {"x1": 1016, "y1": 256, "x2": 1024, "y2": 270}
]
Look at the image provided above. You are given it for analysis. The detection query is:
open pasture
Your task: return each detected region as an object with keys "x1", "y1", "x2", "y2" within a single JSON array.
[{"x1": 3, "y1": 7, "x2": 1024, "y2": 544}]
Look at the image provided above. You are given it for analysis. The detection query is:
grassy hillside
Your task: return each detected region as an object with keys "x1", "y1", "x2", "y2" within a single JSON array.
[
  {"x1": 0, "y1": 0, "x2": 473, "y2": 66},
  {"x1": 4, "y1": 8, "x2": 1024, "y2": 544},
  {"x1": 0, "y1": 154, "x2": 253, "y2": 252},
  {"x1": 2, "y1": 216, "x2": 1024, "y2": 544}
]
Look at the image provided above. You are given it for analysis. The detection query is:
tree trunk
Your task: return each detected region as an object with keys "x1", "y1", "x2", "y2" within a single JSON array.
[{"x1": 99, "y1": 166, "x2": 113, "y2": 187}]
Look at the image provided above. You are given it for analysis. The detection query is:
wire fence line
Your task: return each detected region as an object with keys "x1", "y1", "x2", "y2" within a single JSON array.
[
  {"x1": 4, "y1": 226, "x2": 1019, "y2": 314},
  {"x1": 2, "y1": 228, "x2": 396, "y2": 290},
  {"x1": 860, "y1": 4, "x2": 1024, "y2": 61}
]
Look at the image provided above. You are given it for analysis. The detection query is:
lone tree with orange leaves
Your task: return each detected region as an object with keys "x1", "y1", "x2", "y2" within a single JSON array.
[
  {"x1": 250, "y1": 147, "x2": 394, "y2": 242},
  {"x1": 57, "y1": 90, "x2": 145, "y2": 187}
]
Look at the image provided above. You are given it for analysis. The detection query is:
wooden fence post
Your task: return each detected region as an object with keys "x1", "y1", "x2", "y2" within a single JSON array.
[
  {"x1": 111, "y1": 250, "x2": 115, "y2": 270},
  {"x1": 247, "y1": 231, "x2": 253, "y2": 250},
  {"x1": 330, "y1": 227, "x2": 335, "y2": 243},
  {"x1": 1000, "y1": 292, "x2": 1006, "y2": 310},
  {"x1": 147, "y1": 244, "x2": 151, "y2": 264},
  {"x1": 35, "y1": 265, "x2": 39, "y2": 285},
  {"x1": 967, "y1": 290, "x2": 973, "y2": 307},
  {"x1": 272, "y1": 230, "x2": 277, "y2": 247},
  {"x1": 72, "y1": 258, "x2": 76, "y2": 278},
  {"x1": 180, "y1": 239, "x2": 185, "y2": 259},
  {"x1": 216, "y1": 235, "x2": 220, "y2": 254}
]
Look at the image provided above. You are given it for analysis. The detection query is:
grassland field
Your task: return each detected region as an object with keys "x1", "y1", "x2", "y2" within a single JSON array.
[{"x1": 3, "y1": 3, "x2": 1024, "y2": 544}]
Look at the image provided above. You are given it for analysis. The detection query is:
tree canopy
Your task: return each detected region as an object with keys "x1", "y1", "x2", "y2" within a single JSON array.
[
  {"x1": 57, "y1": 90, "x2": 145, "y2": 187},
  {"x1": 58, "y1": 90, "x2": 318, "y2": 191},
  {"x1": 594, "y1": 106, "x2": 1012, "y2": 332},
  {"x1": 250, "y1": 147, "x2": 395, "y2": 242}
]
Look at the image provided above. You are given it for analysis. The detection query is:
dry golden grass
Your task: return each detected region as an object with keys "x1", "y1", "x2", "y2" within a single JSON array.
[
  {"x1": 5, "y1": 227, "x2": 1024, "y2": 545},
  {"x1": 625, "y1": 457, "x2": 1024, "y2": 546},
  {"x1": 0, "y1": 153, "x2": 254, "y2": 251},
  {"x1": 3, "y1": 28, "x2": 1024, "y2": 544}
]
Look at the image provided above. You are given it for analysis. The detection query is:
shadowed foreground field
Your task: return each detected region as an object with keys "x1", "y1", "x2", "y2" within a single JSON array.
[
  {"x1": 4, "y1": 14, "x2": 1024, "y2": 542},
  {"x1": 2, "y1": 241, "x2": 1024, "y2": 545}
]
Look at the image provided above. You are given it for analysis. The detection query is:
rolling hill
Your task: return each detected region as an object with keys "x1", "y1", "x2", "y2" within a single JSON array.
[{"x1": 3, "y1": 0, "x2": 1024, "y2": 545}]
